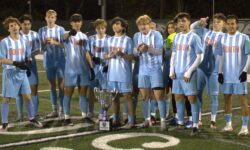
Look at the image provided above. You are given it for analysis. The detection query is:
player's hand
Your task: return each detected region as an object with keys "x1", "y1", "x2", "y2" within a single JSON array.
[
  {"x1": 69, "y1": 29, "x2": 77, "y2": 36},
  {"x1": 183, "y1": 70, "x2": 192, "y2": 82},
  {"x1": 169, "y1": 73, "x2": 176, "y2": 80},
  {"x1": 116, "y1": 49, "x2": 125, "y2": 57},
  {"x1": 108, "y1": 51, "x2": 116, "y2": 59},
  {"x1": 239, "y1": 71, "x2": 247, "y2": 82},
  {"x1": 13, "y1": 61, "x2": 28, "y2": 70},
  {"x1": 89, "y1": 68, "x2": 95, "y2": 81},
  {"x1": 218, "y1": 73, "x2": 224, "y2": 84},
  {"x1": 92, "y1": 57, "x2": 101, "y2": 64},
  {"x1": 78, "y1": 39, "x2": 86, "y2": 46},
  {"x1": 199, "y1": 17, "x2": 209, "y2": 27},
  {"x1": 102, "y1": 65, "x2": 108, "y2": 73},
  {"x1": 183, "y1": 76, "x2": 190, "y2": 82}
]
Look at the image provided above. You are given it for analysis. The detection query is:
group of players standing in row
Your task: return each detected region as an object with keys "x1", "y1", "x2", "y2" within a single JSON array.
[{"x1": 0, "y1": 9, "x2": 249, "y2": 136}]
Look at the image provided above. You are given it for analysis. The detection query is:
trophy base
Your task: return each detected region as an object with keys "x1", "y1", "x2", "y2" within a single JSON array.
[{"x1": 99, "y1": 120, "x2": 111, "y2": 131}]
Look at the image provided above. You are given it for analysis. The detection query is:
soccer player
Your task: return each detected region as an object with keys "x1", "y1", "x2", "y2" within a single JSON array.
[
  {"x1": 16, "y1": 14, "x2": 41, "y2": 122},
  {"x1": 219, "y1": 15, "x2": 250, "y2": 136},
  {"x1": 62, "y1": 14, "x2": 95, "y2": 125},
  {"x1": 0, "y1": 16, "x2": 43, "y2": 131},
  {"x1": 191, "y1": 13, "x2": 226, "y2": 129},
  {"x1": 88, "y1": 19, "x2": 110, "y2": 120},
  {"x1": 105, "y1": 17, "x2": 134, "y2": 129},
  {"x1": 133, "y1": 15, "x2": 166, "y2": 130},
  {"x1": 170, "y1": 12, "x2": 203, "y2": 136},
  {"x1": 38, "y1": 9, "x2": 65, "y2": 118}
]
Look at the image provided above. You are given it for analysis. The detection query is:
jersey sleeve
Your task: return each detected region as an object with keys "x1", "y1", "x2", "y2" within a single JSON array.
[
  {"x1": 33, "y1": 32, "x2": 42, "y2": 51},
  {"x1": 0, "y1": 41, "x2": 7, "y2": 59},
  {"x1": 243, "y1": 35, "x2": 250, "y2": 55},
  {"x1": 59, "y1": 27, "x2": 65, "y2": 43},
  {"x1": 84, "y1": 36, "x2": 90, "y2": 52},
  {"x1": 192, "y1": 35, "x2": 203, "y2": 54},
  {"x1": 154, "y1": 31, "x2": 163, "y2": 49},
  {"x1": 25, "y1": 40, "x2": 31, "y2": 58},
  {"x1": 126, "y1": 38, "x2": 134, "y2": 55}
]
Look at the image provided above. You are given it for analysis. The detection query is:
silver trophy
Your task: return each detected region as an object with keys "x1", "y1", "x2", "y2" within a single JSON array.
[{"x1": 94, "y1": 88, "x2": 118, "y2": 131}]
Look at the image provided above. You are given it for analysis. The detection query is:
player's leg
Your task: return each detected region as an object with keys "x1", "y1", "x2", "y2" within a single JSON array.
[
  {"x1": 30, "y1": 85, "x2": 39, "y2": 118},
  {"x1": 184, "y1": 97, "x2": 193, "y2": 129},
  {"x1": 110, "y1": 82, "x2": 121, "y2": 127},
  {"x1": 63, "y1": 86, "x2": 74, "y2": 126},
  {"x1": 150, "y1": 90, "x2": 157, "y2": 125},
  {"x1": 88, "y1": 87, "x2": 97, "y2": 119},
  {"x1": 57, "y1": 66, "x2": 65, "y2": 117},
  {"x1": 0, "y1": 98, "x2": 10, "y2": 132},
  {"x1": 223, "y1": 94, "x2": 233, "y2": 132},
  {"x1": 15, "y1": 95, "x2": 23, "y2": 122}
]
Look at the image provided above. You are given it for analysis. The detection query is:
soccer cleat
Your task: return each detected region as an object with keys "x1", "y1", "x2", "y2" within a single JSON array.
[
  {"x1": 83, "y1": 117, "x2": 95, "y2": 124},
  {"x1": 150, "y1": 115, "x2": 157, "y2": 125},
  {"x1": 221, "y1": 125, "x2": 233, "y2": 132},
  {"x1": 35, "y1": 115, "x2": 44, "y2": 121},
  {"x1": 140, "y1": 120, "x2": 150, "y2": 128},
  {"x1": 64, "y1": 119, "x2": 74, "y2": 126},
  {"x1": 123, "y1": 122, "x2": 135, "y2": 129},
  {"x1": 30, "y1": 119, "x2": 43, "y2": 128},
  {"x1": 168, "y1": 117, "x2": 178, "y2": 126},
  {"x1": 190, "y1": 127, "x2": 199, "y2": 136},
  {"x1": 210, "y1": 121, "x2": 217, "y2": 129},
  {"x1": 0, "y1": 123, "x2": 8, "y2": 132},
  {"x1": 177, "y1": 124, "x2": 186, "y2": 130},
  {"x1": 238, "y1": 128, "x2": 249, "y2": 136},
  {"x1": 184, "y1": 120, "x2": 193, "y2": 129},
  {"x1": 112, "y1": 120, "x2": 121, "y2": 128},
  {"x1": 160, "y1": 120, "x2": 167, "y2": 131},
  {"x1": 58, "y1": 111, "x2": 64, "y2": 119},
  {"x1": 46, "y1": 111, "x2": 58, "y2": 118}
]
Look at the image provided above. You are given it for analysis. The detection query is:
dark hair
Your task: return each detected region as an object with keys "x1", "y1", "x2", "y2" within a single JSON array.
[
  {"x1": 174, "y1": 12, "x2": 191, "y2": 23},
  {"x1": 19, "y1": 14, "x2": 32, "y2": 23},
  {"x1": 213, "y1": 13, "x2": 226, "y2": 22},
  {"x1": 70, "y1": 13, "x2": 83, "y2": 22},
  {"x1": 2, "y1": 16, "x2": 21, "y2": 30},
  {"x1": 226, "y1": 14, "x2": 239, "y2": 23},
  {"x1": 165, "y1": 20, "x2": 175, "y2": 34},
  {"x1": 111, "y1": 16, "x2": 128, "y2": 34}
]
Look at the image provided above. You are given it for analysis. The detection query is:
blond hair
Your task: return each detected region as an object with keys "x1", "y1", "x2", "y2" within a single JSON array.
[
  {"x1": 46, "y1": 9, "x2": 57, "y2": 17},
  {"x1": 93, "y1": 19, "x2": 107, "y2": 28},
  {"x1": 136, "y1": 15, "x2": 152, "y2": 25}
]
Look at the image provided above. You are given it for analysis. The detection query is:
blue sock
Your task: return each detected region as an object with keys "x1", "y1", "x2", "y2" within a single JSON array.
[
  {"x1": 79, "y1": 96, "x2": 87, "y2": 113},
  {"x1": 89, "y1": 104, "x2": 94, "y2": 114},
  {"x1": 142, "y1": 100, "x2": 150, "y2": 120},
  {"x1": 197, "y1": 92, "x2": 202, "y2": 115},
  {"x1": 225, "y1": 114, "x2": 232, "y2": 123},
  {"x1": 1, "y1": 101, "x2": 9, "y2": 123},
  {"x1": 32, "y1": 95, "x2": 39, "y2": 116},
  {"x1": 132, "y1": 95, "x2": 138, "y2": 114},
  {"x1": 191, "y1": 101, "x2": 199, "y2": 124},
  {"x1": 128, "y1": 115, "x2": 134, "y2": 123},
  {"x1": 59, "y1": 90, "x2": 64, "y2": 110},
  {"x1": 165, "y1": 99, "x2": 170, "y2": 117},
  {"x1": 16, "y1": 96, "x2": 23, "y2": 119},
  {"x1": 50, "y1": 90, "x2": 57, "y2": 112},
  {"x1": 112, "y1": 113, "x2": 119, "y2": 121},
  {"x1": 242, "y1": 116, "x2": 249, "y2": 126},
  {"x1": 176, "y1": 100, "x2": 185, "y2": 124},
  {"x1": 123, "y1": 99, "x2": 128, "y2": 114},
  {"x1": 26, "y1": 100, "x2": 35, "y2": 120},
  {"x1": 63, "y1": 96, "x2": 70, "y2": 115},
  {"x1": 211, "y1": 95, "x2": 218, "y2": 116},
  {"x1": 150, "y1": 99, "x2": 157, "y2": 116},
  {"x1": 157, "y1": 100, "x2": 166, "y2": 119}
]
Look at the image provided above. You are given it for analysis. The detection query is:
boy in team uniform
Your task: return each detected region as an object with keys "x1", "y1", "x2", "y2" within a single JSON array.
[
  {"x1": 62, "y1": 14, "x2": 95, "y2": 125},
  {"x1": 38, "y1": 10, "x2": 65, "y2": 118},
  {"x1": 105, "y1": 17, "x2": 135, "y2": 129},
  {"x1": 170, "y1": 12, "x2": 203, "y2": 136},
  {"x1": 0, "y1": 17, "x2": 43, "y2": 131},
  {"x1": 219, "y1": 15, "x2": 250, "y2": 136},
  {"x1": 16, "y1": 14, "x2": 41, "y2": 122},
  {"x1": 88, "y1": 19, "x2": 110, "y2": 120},
  {"x1": 133, "y1": 15, "x2": 166, "y2": 130}
]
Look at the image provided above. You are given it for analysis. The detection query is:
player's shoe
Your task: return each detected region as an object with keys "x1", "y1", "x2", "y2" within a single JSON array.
[
  {"x1": 0, "y1": 123, "x2": 8, "y2": 132},
  {"x1": 238, "y1": 127, "x2": 249, "y2": 136},
  {"x1": 30, "y1": 119, "x2": 43, "y2": 128},
  {"x1": 184, "y1": 120, "x2": 193, "y2": 129},
  {"x1": 150, "y1": 115, "x2": 157, "y2": 125},
  {"x1": 221, "y1": 125, "x2": 233, "y2": 132},
  {"x1": 140, "y1": 120, "x2": 151, "y2": 128},
  {"x1": 210, "y1": 121, "x2": 217, "y2": 129},
  {"x1": 112, "y1": 120, "x2": 121, "y2": 128},
  {"x1": 160, "y1": 120, "x2": 167, "y2": 131},
  {"x1": 168, "y1": 117, "x2": 178, "y2": 126},
  {"x1": 64, "y1": 119, "x2": 74, "y2": 126},
  {"x1": 123, "y1": 122, "x2": 135, "y2": 129},
  {"x1": 190, "y1": 127, "x2": 199, "y2": 136},
  {"x1": 82, "y1": 117, "x2": 95, "y2": 124},
  {"x1": 46, "y1": 111, "x2": 58, "y2": 118}
]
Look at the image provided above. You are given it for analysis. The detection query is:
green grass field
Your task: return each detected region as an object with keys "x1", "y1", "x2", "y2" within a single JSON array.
[{"x1": 0, "y1": 60, "x2": 250, "y2": 150}]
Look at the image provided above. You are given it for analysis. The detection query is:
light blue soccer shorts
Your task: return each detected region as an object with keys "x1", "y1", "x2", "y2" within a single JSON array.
[
  {"x1": 138, "y1": 71, "x2": 164, "y2": 89},
  {"x1": 221, "y1": 82, "x2": 248, "y2": 95},
  {"x1": 108, "y1": 81, "x2": 132, "y2": 93},
  {"x1": 64, "y1": 73, "x2": 90, "y2": 87},
  {"x1": 46, "y1": 66, "x2": 64, "y2": 81}
]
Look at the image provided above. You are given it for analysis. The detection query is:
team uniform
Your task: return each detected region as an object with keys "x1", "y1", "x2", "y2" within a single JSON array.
[
  {"x1": 89, "y1": 34, "x2": 110, "y2": 90},
  {"x1": 220, "y1": 31, "x2": 250, "y2": 129},
  {"x1": 170, "y1": 31, "x2": 203, "y2": 128},
  {"x1": 133, "y1": 30, "x2": 166, "y2": 122},
  {"x1": 16, "y1": 30, "x2": 41, "y2": 119},
  {"x1": 191, "y1": 21, "x2": 224, "y2": 123},
  {"x1": 63, "y1": 31, "x2": 91, "y2": 119},
  {"x1": 38, "y1": 25, "x2": 65, "y2": 113},
  {"x1": 0, "y1": 36, "x2": 35, "y2": 124}
]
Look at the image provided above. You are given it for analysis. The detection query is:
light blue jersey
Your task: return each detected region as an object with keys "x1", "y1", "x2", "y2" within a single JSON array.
[
  {"x1": 64, "y1": 31, "x2": 90, "y2": 75},
  {"x1": 38, "y1": 25, "x2": 65, "y2": 69},
  {"x1": 133, "y1": 30, "x2": 163, "y2": 76},
  {"x1": 107, "y1": 35, "x2": 133, "y2": 83},
  {"x1": 221, "y1": 31, "x2": 250, "y2": 83},
  {"x1": 172, "y1": 31, "x2": 203, "y2": 74}
]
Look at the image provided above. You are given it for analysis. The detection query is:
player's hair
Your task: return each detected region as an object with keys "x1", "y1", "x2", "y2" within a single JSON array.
[
  {"x1": 150, "y1": 21, "x2": 156, "y2": 29},
  {"x1": 136, "y1": 15, "x2": 152, "y2": 25},
  {"x1": 70, "y1": 13, "x2": 83, "y2": 22},
  {"x1": 46, "y1": 9, "x2": 57, "y2": 17},
  {"x1": 226, "y1": 14, "x2": 239, "y2": 23},
  {"x1": 19, "y1": 14, "x2": 32, "y2": 23},
  {"x1": 174, "y1": 12, "x2": 191, "y2": 23},
  {"x1": 213, "y1": 13, "x2": 226, "y2": 22},
  {"x1": 93, "y1": 19, "x2": 107, "y2": 28},
  {"x1": 111, "y1": 16, "x2": 128, "y2": 34},
  {"x1": 2, "y1": 16, "x2": 21, "y2": 30}
]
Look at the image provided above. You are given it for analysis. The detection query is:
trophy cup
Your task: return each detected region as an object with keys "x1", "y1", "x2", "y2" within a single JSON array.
[{"x1": 94, "y1": 88, "x2": 112, "y2": 131}]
